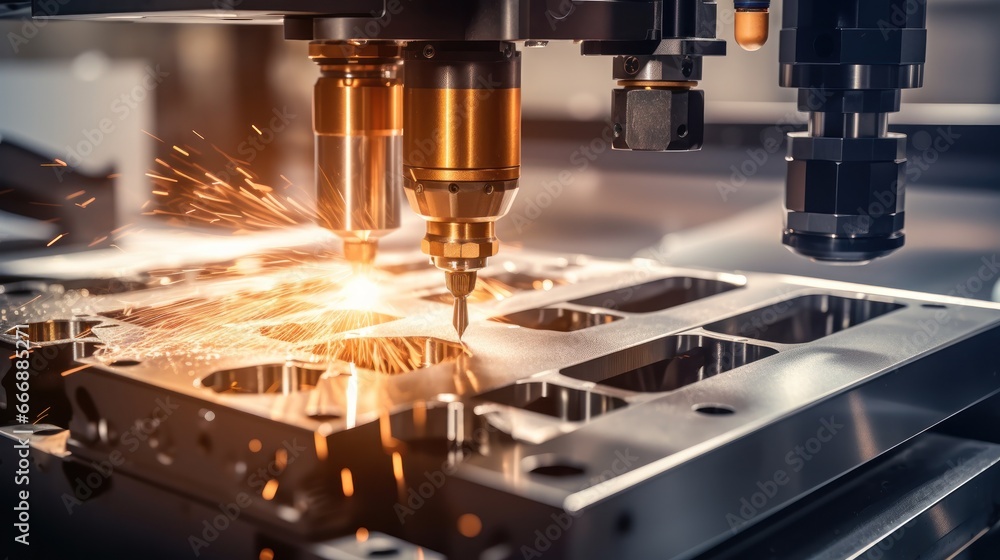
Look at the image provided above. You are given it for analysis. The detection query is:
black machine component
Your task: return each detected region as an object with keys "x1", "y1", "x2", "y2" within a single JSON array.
[
  {"x1": 19, "y1": 0, "x2": 930, "y2": 265},
  {"x1": 25, "y1": 0, "x2": 726, "y2": 157},
  {"x1": 779, "y1": 0, "x2": 927, "y2": 262}
]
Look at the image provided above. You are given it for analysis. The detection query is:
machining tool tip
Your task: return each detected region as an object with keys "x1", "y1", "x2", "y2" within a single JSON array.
[
  {"x1": 453, "y1": 295, "x2": 469, "y2": 340},
  {"x1": 343, "y1": 239, "x2": 378, "y2": 272},
  {"x1": 445, "y1": 270, "x2": 477, "y2": 340}
]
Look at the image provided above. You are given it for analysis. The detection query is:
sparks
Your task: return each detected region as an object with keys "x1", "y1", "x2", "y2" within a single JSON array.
[
  {"x1": 78, "y1": 129, "x2": 468, "y2": 386},
  {"x1": 61, "y1": 364, "x2": 93, "y2": 377},
  {"x1": 46, "y1": 233, "x2": 67, "y2": 247},
  {"x1": 341, "y1": 468, "x2": 355, "y2": 497},
  {"x1": 261, "y1": 479, "x2": 279, "y2": 500},
  {"x1": 339, "y1": 274, "x2": 382, "y2": 311}
]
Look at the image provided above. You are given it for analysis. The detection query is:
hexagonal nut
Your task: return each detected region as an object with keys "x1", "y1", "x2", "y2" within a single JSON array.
[
  {"x1": 780, "y1": 28, "x2": 926, "y2": 66},
  {"x1": 787, "y1": 132, "x2": 907, "y2": 162},
  {"x1": 783, "y1": 2, "x2": 926, "y2": 30},
  {"x1": 797, "y1": 89, "x2": 900, "y2": 114},
  {"x1": 612, "y1": 88, "x2": 704, "y2": 152},
  {"x1": 786, "y1": 210, "x2": 904, "y2": 238},
  {"x1": 786, "y1": 159, "x2": 904, "y2": 214},
  {"x1": 422, "y1": 238, "x2": 498, "y2": 259}
]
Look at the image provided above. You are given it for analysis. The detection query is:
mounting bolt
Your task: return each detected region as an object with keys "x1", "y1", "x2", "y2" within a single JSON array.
[
  {"x1": 422, "y1": 44, "x2": 435, "y2": 58},
  {"x1": 484, "y1": 184, "x2": 494, "y2": 195},
  {"x1": 682, "y1": 57, "x2": 693, "y2": 78},
  {"x1": 624, "y1": 56, "x2": 640, "y2": 75},
  {"x1": 448, "y1": 183, "x2": 460, "y2": 194}
]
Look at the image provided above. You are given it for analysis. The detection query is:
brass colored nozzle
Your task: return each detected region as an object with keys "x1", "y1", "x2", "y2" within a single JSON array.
[
  {"x1": 735, "y1": 9, "x2": 769, "y2": 51},
  {"x1": 342, "y1": 238, "x2": 378, "y2": 270},
  {"x1": 402, "y1": 41, "x2": 523, "y2": 340},
  {"x1": 452, "y1": 297, "x2": 469, "y2": 340},
  {"x1": 446, "y1": 270, "x2": 476, "y2": 339},
  {"x1": 311, "y1": 41, "x2": 403, "y2": 270}
]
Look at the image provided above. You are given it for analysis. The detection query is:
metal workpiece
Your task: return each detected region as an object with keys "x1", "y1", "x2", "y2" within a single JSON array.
[
  {"x1": 779, "y1": 0, "x2": 927, "y2": 263},
  {"x1": 3, "y1": 251, "x2": 1000, "y2": 558},
  {"x1": 311, "y1": 41, "x2": 404, "y2": 268},
  {"x1": 699, "y1": 433, "x2": 1000, "y2": 559},
  {"x1": 402, "y1": 41, "x2": 522, "y2": 337}
]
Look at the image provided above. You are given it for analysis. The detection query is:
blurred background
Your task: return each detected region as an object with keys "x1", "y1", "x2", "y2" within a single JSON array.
[{"x1": 1, "y1": 0, "x2": 998, "y2": 300}]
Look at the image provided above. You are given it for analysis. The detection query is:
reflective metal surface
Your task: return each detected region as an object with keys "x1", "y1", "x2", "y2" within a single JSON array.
[{"x1": 2, "y1": 250, "x2": 999, "y2": 558}]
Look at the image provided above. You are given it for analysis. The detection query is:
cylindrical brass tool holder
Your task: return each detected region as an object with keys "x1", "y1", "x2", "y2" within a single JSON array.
[
  {"x1": 402, "y1": 41, "x2": 521, "y2": 305},
  {"x1": 310, "y1": 41, "x2": 403, "y2": 267}
]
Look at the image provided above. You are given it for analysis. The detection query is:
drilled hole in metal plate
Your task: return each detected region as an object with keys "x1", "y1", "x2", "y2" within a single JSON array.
[
  {"x1": 562, "y1": 335, "x2": 777, "y2": 393},
  {"x1": 570, "y1": 277, "x2": 740, "y2": 313},
  {"x1": 532, "y1": 464, "x2": 585, "y2": 477},
  {"x1": 6, "y1": 320, "x2": 101, "y2": 342},
  {"x1": 201, "y1": 362, "x2": 327, "y2": 395},
  {"x1": 109, "y1": 359, "x2": 142, "y2": 367},
  {"x1": 312, "y1": 337, "x2": 464, "y2": 375},
  {"x1": 366, "y1": 538, "x2": 401, "y2": 557},
  {"x1": 423, "y1": 272, "x2": 567, "y2": 304},
  {"x1": 259, "y1": 311, "x2": 401, "y2": 343},
  {"x1": 197, "y1": 432, "x2": 212, "y2": 454},
  {"x1": 616, "y1": 512, "x2": 633, "y2": 534},
  {"x1": 492, "y1": 307, "x2": 621, "y2": 332},
  {"x1": 693, "y1": 404, "x2": 735, "y2": 416},
  {"x1": 523, "y1": 455, "x2": 587, "y2": 477},
  {"x1": 704, "y1": 294, "x2": 905, "y2": 344},
  {"x1": 308, "y1": 412, "x2": 343, "y2": 422},
  {"x1": 479, "y1": 382, "x2": 627, "y2": 422}
]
